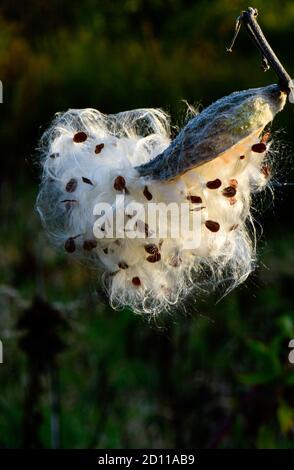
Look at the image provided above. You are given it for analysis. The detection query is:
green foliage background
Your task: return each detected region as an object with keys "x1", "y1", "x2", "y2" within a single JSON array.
[{"x1": 0, "y1": 0, "x2": 294, "y2": 448}]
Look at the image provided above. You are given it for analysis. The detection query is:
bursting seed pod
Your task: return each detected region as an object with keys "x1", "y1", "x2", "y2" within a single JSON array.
[{"x1": 36, "y1": 8, "x2": 293, "y2": 315}]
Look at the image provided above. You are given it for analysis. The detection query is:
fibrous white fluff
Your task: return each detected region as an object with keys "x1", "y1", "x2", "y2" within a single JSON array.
[{"x1": 36, "y1": 86, "x2": 286, "y2": 315}]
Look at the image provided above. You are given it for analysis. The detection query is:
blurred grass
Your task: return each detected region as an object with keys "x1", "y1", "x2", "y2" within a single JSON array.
[{"x1": 0, "y1": 0, "x2": 294, "y2": 449}]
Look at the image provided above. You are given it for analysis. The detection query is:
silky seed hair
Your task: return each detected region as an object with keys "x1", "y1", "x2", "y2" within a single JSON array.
[{"x1": 36, "y1": 89, "x2": 284, "y2": 316}]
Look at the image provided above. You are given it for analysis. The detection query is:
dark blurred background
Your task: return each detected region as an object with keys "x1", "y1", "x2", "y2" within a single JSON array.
[{"x1": 0, "y1": 0, "x2": 294, "y2": 449}]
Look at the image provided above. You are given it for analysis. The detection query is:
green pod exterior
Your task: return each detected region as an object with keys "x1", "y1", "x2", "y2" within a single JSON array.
[{"x1": 136, "y1": 84, "x2": 286, "y2": 181}]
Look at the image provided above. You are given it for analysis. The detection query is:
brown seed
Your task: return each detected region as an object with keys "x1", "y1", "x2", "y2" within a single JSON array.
[
  {"x1": 83, "y1": 239, "x2": 97, "y2": 251},
  {"x1": 66, "y1": 178, "x2": 78, "y2": 193},
  {"x1": 118, "y1": 261, "x2": 129, "y2": 269},
  {"x1": 187, "y1": 195, "x2": 202, "y2": 203},
  {"x1": 229, "y1": 224, "x2": 239, "y2": 231},
  {"x1": 132, "y1": 276, "x2": 141, "y2": 287},
  {"x1": 205, "y1": 220, "x2": 220, "y2": 232},
  {"x1": 95, "y1": 143, "x2": 105, "y2": 154},
  {"x1": 82, "y1": 176, "x2": 94, "y2": 185},
  {"x1": 240, "y1": 155, "x2": 245, "y2": 160},
  {"x1": 143, "y1": 186, "x2": 153, "y2": 201},
  {"x1": 252, "y1": 142, "x2": 267, "y2": 153},
  {"x1": 146, "y1": 252, "x2": 161, "y2": 263},
  {"x1": 49, "y1": 152, "x2": 60, "y2": 159},
  {"x1": 144, "y1": 243, "x2": 159, "y2": 255},
  {"x1": 222, "y1": 186, "x2": 237, "y2": 198},
  {"x1": 73, "y1": 131, "x2": 87, "y2": 143},
  {"x1": 261, "y1": 131, "x2": 271, "y2": 144},
  {"x1": 229, "y1": 179, "x2": 238, "y2": 188},
  {"x1": 206, "y1": 179, "x2": 222, "y2": 189},
  {"x1": 65, "y1": 237, "x2": 76, "y2": 253},
  {"x1": 114, "y1": 175, "x2": 126, "y2": 191}
]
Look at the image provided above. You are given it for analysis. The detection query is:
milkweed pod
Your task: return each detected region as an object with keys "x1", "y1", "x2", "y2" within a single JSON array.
[{"x1": 136, "y1": 84, "x2": 286, "y2": 180}]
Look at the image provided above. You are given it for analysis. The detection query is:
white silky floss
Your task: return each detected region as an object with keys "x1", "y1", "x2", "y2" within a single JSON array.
[{"x1": 36, "y1": 85, "x2": 286, "y2": 315}]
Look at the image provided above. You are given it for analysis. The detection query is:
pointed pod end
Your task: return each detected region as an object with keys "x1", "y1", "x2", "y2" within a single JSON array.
[{"x1": 263, "y1": 85, "x2": 287, "y2": 115}]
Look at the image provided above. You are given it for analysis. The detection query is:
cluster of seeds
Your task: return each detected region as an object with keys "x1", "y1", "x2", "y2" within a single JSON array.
[
  {"x1": 60, "y1": 131, "x2": 270, "y2": 286},
  {"x1": 37, "y1": 105, "x2": 274, "y2": 315}
]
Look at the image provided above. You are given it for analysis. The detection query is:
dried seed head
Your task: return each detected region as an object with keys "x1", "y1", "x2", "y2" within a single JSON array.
[
  {"x1": 37, "y1": 84, "x2": 287, "y2": 316},
  {"x1": 73, "y1": 131, "x2": 87, "y2": 143}
]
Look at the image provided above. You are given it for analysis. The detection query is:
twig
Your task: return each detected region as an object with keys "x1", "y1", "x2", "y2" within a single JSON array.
[{"x1": 227, "y1": 7, "x2": 294, "y2": 98}]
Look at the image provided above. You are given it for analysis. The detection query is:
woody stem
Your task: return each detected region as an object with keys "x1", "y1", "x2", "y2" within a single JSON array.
[{"x1": 229, "y1": 7, "x2": 293, "y2": 95}]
